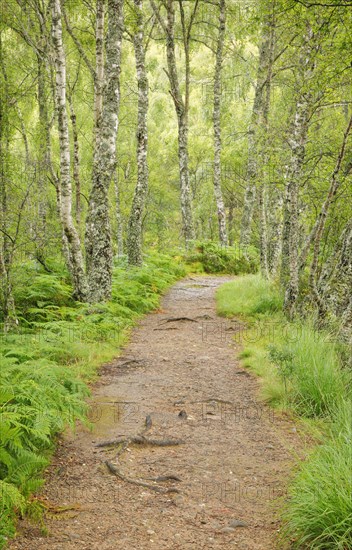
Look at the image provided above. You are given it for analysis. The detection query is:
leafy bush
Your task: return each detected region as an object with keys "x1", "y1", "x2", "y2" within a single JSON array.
[
  {"x1": 268, "y1": 346, "x2": 295, "y2": 397},
  {"x1": 185, "y1": 241, "x2": 258, "y2": 274}
]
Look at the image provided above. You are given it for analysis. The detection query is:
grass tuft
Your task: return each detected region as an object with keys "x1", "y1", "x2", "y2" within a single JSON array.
[
  {"x1": 216, "y1": 274, "x2": 282, "y2": 317},
  {"x1": 281, "y1": 399, "x2": 352, "y2": 549}
]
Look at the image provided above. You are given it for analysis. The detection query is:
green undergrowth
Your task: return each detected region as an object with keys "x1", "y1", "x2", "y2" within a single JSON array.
[
  {"x1": 0, "y1": 252, "x2": 186, "y2": 547},
  {"x1": 184, "y1": 241, "x2": 259, "y2": 274},
  {"x1": 216, "y1": 274, "x2": 352, "y2": 549}
]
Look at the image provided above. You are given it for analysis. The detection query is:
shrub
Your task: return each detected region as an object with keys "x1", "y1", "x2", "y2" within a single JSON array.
[{"x1": 185, "y1": 241, "x2": 258, "y2": 275}]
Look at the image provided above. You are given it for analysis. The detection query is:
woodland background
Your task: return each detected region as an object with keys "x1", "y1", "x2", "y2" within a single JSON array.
[{"x1": 0, "y1": 0, "x2": 351, "y2": 548}]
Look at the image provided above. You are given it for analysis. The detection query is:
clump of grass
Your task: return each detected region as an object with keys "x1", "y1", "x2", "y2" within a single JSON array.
[
  {"x1": 269, "y1": 324, "x2": 348, "y2": 418},
  {"x1": 216, "y1": 274, "x2": 282, "y2": 318},
  {"x1": 217, "y1": 275, "x2": 287, "y2": 407},
  {"x1": 281, "y1": 399, "x2": 352, "y2": 549},
  {"x1": 217, "y1": 277, "x2": 348, "y2": 418}
]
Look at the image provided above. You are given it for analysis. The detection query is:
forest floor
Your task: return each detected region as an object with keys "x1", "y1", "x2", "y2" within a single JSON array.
[{"x1": 9, "y1": 276, "x2": 308, "y2": 550}]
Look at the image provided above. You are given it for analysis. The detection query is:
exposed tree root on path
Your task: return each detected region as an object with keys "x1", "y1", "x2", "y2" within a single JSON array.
[
  {"x1": 96, "y1": 435, "x2": 185, "y2": 448},
  {"x1": 105, "y1": 461, "x2": 181, "y2": 494}
]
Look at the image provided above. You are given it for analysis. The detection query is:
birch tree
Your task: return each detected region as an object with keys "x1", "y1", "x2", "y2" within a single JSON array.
[
  {"x1": 258, "y1": 7, "x2": 275, "y2": 278},
  {"x1": 94, "y1": 0, "x2": 105, "y2": 135},
  {"x1": 114, "y1": 174, "x2": 124, "y2": 257},
  {"x1": 36, "y1": 9, "x2": 51, "y2": 248},
  {"x1": 150, "y1": 0, "x2": 197, "y2": 245},
  {"x1": 213, "y1": 0, "x2": 228, "y2": 246},
  {"x1": 51, "y1": 0, "x2": 88, "y2": 301},
  {"x1": 282, "y1": 22, "x2": 318, "y2": 318},
  {"x1": 63, "y1": 0, "x2": 105, "y2": 142},
  {"x1": 68, "y1": 91, "x2": 82, "y2": 228},
  {"x1": 85, "y1": 0, "x2": 124, "y2": 302},
  {"x1": 127, "y1": 0, "x2": 149, "y2": 266},
  {"x1": 308, "y1": 113, "x2": 352, "y2": 316},
  {"x1": 0, "y1": 41, "x2": 17, "y2": 330},
  {"x1": 240, "y1": 8, "x2": 274, "y2": 249}
]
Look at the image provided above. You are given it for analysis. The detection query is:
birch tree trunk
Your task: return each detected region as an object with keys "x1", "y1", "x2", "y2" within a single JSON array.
[
  {"x1": 94, "y1": 0, "x2": 105, "y2": 134},
  {"x1": 151, "y1": 0, "x2": 195, "y2": 245},
  {"x1": 37, "y1": 52, "x2": 49, "y2": 243},
  {"x1": 240, "y1": 11, "x2": 273, "y2": 248},
  {"x1": 282, "y1": 99, "x2": 311, "y2": 317},
  {"x1": 68, "y1": 95, "x2": 82, "y2": 228},
  {"x1": 213, "y1": 0, "x2": 227, "y2": 246},
  {"x1": 51, "y1": 0, "x2": 88, "y2": 301},
  {"x1": 63, "y1": 0, "x2": 105, "y2": 142},
  {"x1": 259, "y1": 8, "x2": 276, "y2": 277},
  {"x1": 282, "y1": 24, "x2": 316, "y2": 318},
  {"x1": 259, "y1": 183, "x2": 270, "y2": 278},
  {"x1": 127, "y1": 0, "x2": 149, "y2": 266},
  {"x1": 114, "y1": 174, "x2": 124, "y2": 257},
  {"x1": 267, "y1": 184, "x2": 283, "y2": 277},
  {"x1": 0, "y1": 56, "x2": 17, "y2": 330},
  {"x1": 85, "y1": 0, "x2": 123, "y2": 302},
  {"x1": 308, "y1": 113, "x2": 352, "y2": 315}
]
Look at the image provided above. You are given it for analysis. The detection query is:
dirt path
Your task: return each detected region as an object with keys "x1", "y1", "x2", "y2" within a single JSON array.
[{"x1": 10, "y1": 276, "x2": 304, "y2": 550}]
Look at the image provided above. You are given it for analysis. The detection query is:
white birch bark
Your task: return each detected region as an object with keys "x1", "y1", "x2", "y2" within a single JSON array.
[
  {"x1": 85, "y1": 0, "x2": 123, "y2": 302},
  {"x1": 37, "y1": 51, "x2": 49, "y2": 243},
  {"x1": 282, "y1": 98, "x2": 311, "y2": 317},
  {"x1": 213, "y1": 0, "x2": 227, "y2": 246},
  {"x1": 51, "y1": 0, "x2": 88, "y2": 301},
  {"x1": 68, "y1": 95, "x2": 82, "y2": 228},
  {"x1": 114, "y1": 174, "x2": 124, "y2": 257},
  {"x1": 127, "y1": 0, "x2": 149, "y2": 266},
  {"x1": 94, "y1": 0, "x2": 105, "y2": 133},
  {"x1": 63, "y1": 0, "x2": 105, "y2": 141},
  {"x1": 308, "y1": 114, "x2": 352, "y2": 315},
  {"x1": 283, "y1": 23, "x2": 316, "y2": 318},
  {"x1": 240, "y1": 12, "x2": 272, "y2": 248},
  {"x1": 267, "y1": 184, "x2": 283, "y2": 277},
  {"x1": 150, "y1": 0, "x2": 195, "y2": 245},
  {"x1": 259, "y1": 9, "x2": 276, "y2": 276},
  {"x1": 259, "y1": 183, "x2": 270, "y2": 278}
]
